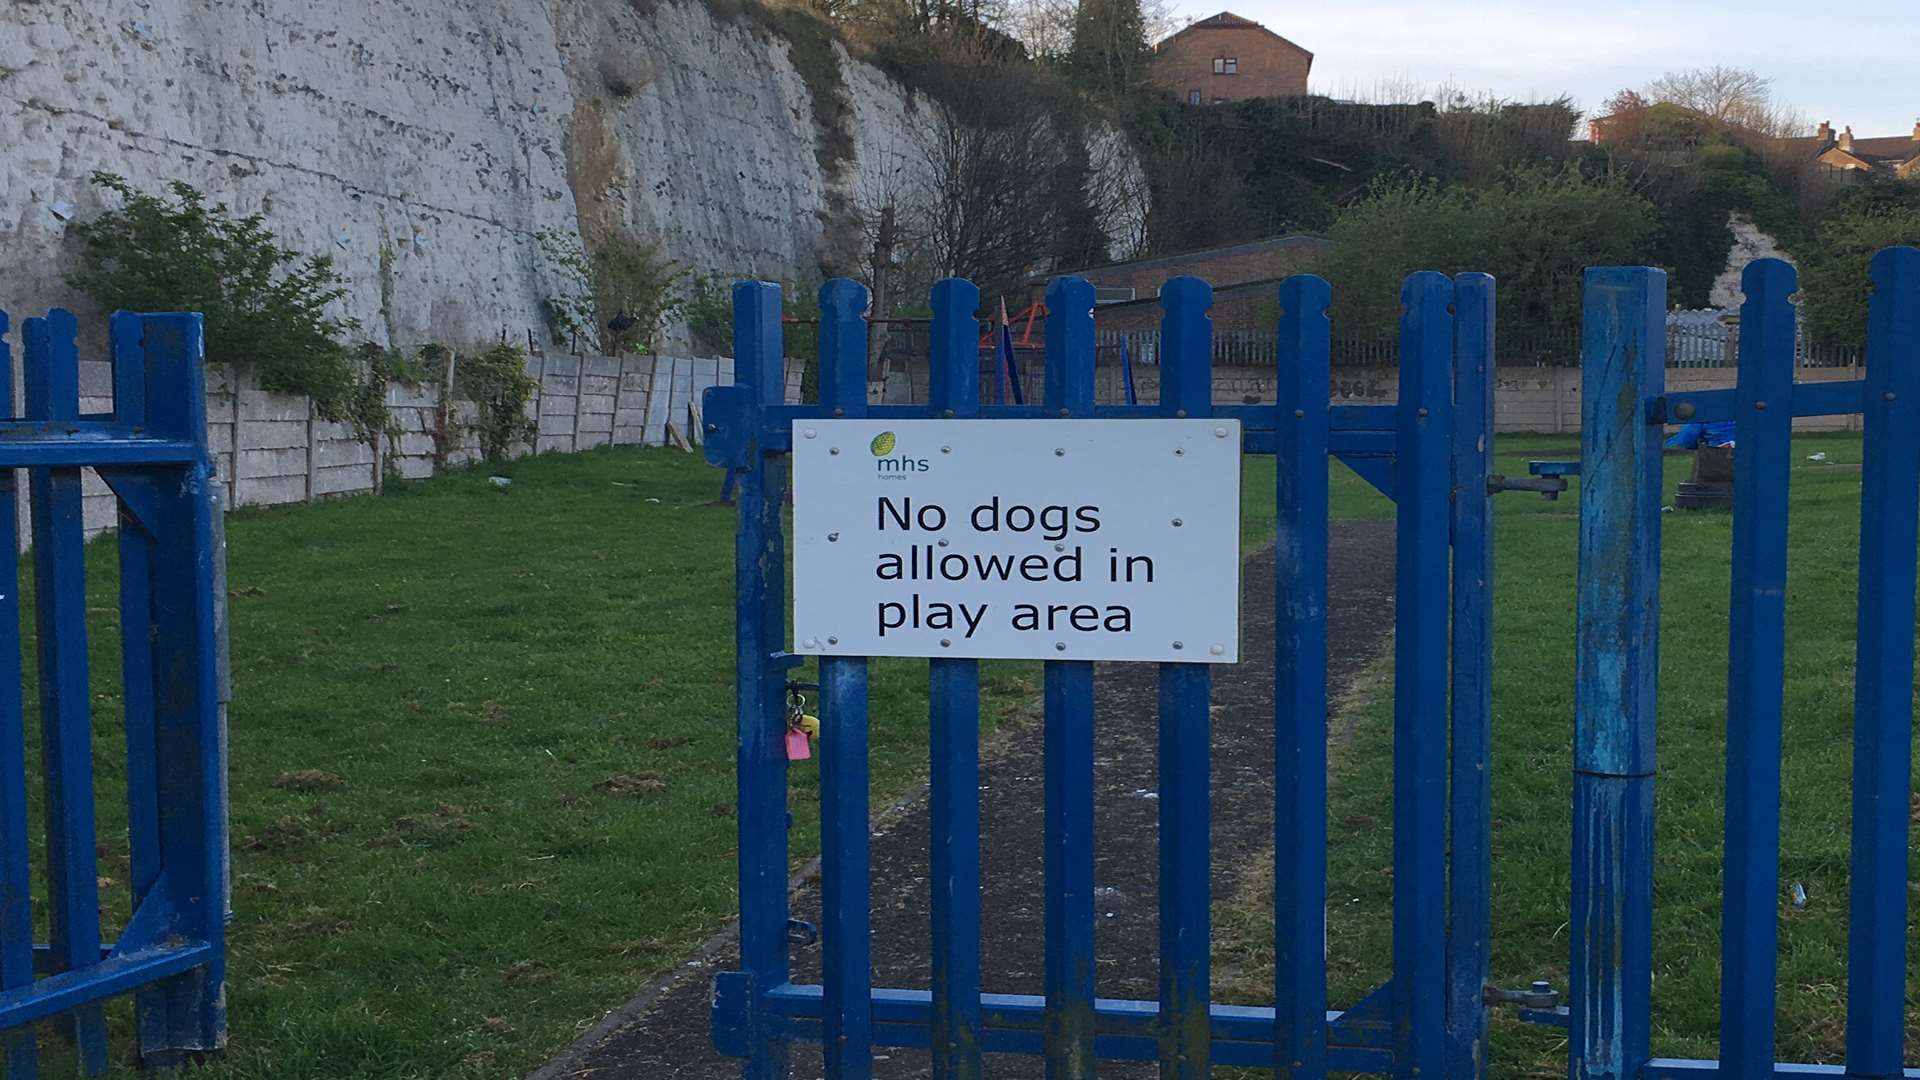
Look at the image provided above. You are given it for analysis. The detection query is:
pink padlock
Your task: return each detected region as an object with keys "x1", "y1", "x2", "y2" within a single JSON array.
[{"x1": 785, "y1": 728, "x2": 812, "y2": 761}]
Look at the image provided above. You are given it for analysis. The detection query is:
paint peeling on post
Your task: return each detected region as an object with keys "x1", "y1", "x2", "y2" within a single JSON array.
[{"x1": 1569, "y1": 267, "x2": 1665, "y2": 1080}]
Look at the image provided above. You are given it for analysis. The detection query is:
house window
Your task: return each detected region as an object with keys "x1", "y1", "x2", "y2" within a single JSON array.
[
  {"x1": 1189, "y1": 89, "x2": 1201, "y2": 105},
  {"x1": 1214, "y1": 57, "x2": 1237, "y2": 75}
]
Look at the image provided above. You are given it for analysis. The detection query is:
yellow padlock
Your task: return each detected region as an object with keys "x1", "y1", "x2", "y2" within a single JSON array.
[{"x1": 798, "y1": 713, "x2": 820, "y2": 740}]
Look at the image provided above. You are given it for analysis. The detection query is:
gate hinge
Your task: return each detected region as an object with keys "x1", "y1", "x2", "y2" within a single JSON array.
[{"x1": 1484, "y1": 980, "x2": 1559, "y2": 1010}]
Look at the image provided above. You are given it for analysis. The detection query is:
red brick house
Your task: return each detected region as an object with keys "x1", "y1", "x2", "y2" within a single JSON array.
[{"x1": 1147, "y1": 12, "x2": 1313, "y2": 105}]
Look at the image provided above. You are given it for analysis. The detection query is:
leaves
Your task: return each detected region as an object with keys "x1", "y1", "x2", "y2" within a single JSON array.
[{"x1": 65, "y1": 172, "x2": 385, "y2": 435}]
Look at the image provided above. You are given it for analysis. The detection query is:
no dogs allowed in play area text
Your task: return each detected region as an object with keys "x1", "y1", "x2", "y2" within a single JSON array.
[{"x1": 792, "y1": 419, "x2": 1241, "y2": 663}]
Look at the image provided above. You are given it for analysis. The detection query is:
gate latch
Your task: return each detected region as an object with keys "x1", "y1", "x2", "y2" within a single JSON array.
[
  {"x1": 1484, "y1": 980, "x2": 1559, "y2": 1010},
  {"x1": 1487, "y1": 460, "x2": 1580, "y2": 501}
]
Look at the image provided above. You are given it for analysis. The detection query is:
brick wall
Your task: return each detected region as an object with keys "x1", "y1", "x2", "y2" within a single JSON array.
[{"x1": 1148, "y1": 24, "x2": 1311, "y2": 104}]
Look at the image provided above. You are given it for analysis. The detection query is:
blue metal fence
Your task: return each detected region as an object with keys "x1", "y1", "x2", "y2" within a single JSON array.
[
  {"x1": 1572, "y1": 249, "x2": 1920, "y2": 1080},
  {"x1": 0, "y1": 309, "x2": 226, "y2": 1075},
  {"x1": 705, "y1": 268, "x2": 1498, "y2": 1077}
]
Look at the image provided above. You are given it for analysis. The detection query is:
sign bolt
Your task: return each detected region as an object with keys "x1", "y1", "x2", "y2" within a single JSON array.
[
  {"x1": 937, "y1": 538, "x2": 949, "y2": 548},
  {"x1": 1213, "y1": 426, "x2": 1228, "y2": 438},
  {"x1": 1054, "y1": 642, "x2": 1066, "y2": 652},
  {"x1": 1054, "y1": 447, "x2": 1065, "y2": 457},
  {"x1": 1174, "y1": 447, "x2": 1185, "y2": 457},
  {"x1": 1209, "y1": 643, "x2": 1224, "y2": 656},
  {"x1": 827, "y1": 532, "x2": 839, "y2": 542},
  {"x1": 941, "y1": 446, "x2": 952, "y2": 454},
  {"x1": 1172, "y1": 641, "x2": 1184, "y2": 650},
  {"x1": 1054, "y1": 543, "x2": 1065, "y2": 552},
  {"x1": 804, "y1": 428, "x2": 817, "y2": 439},
  {"x1": 1172, "y1": 517, "x2": 1183, "y2": 527},
  {"x1": 827, "y1": 636, "x2": 839, "y2": 645},
  {"x1": 829, "y1": 447, "x2": 840, "y2": 455},
  {"x1": 803, "y1": 638, "x2": 819, "y2": 649},
  {"x1": 940, "y1": 638, "x2": 952, "y2": 648}
]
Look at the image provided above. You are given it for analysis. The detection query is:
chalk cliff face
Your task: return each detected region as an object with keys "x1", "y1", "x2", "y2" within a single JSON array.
[{"x1": 1, "y1": 0, "x2": 1142, "y2": 354}]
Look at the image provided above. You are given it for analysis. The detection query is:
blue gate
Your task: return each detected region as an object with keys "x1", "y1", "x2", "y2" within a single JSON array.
[
  {"x1": 0, "y1": 310, "x2": 226, "y2": 1075},
  {"x1": 705, "y1": 269, "x2": 1499, "y2": 1077},
  {"x1": 1571, "y1": 250, "x2": 1920, "y2": 1080}
]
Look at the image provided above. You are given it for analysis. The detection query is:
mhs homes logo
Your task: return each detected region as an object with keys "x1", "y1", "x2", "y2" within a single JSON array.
[{"x1": 870, "y1": 431, "x2": 929, "y2": 477}]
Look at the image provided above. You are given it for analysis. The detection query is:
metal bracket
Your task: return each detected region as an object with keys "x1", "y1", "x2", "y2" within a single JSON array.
[
  {"x1": 1488, "y1": 474, "x2": 1567, "y2": 499},
  {"x1": 702, "y1": 384, "x2": 758, "y2": 469},
  {"x1": 1484, "y1": 979, "x2": 1559, "y2": 1010}
]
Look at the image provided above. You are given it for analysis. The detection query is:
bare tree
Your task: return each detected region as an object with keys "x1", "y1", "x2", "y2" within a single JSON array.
[{"x1": 1646, "y1": 65, "x2": 1775, "y2": 128}]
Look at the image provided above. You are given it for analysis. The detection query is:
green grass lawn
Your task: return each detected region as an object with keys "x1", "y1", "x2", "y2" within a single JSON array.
[{"x1": 1217, "y1": 431, "x2": 1918, "y2": 1077}]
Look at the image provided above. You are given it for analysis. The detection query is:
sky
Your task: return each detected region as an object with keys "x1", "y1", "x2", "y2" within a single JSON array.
[{"x1": 1167, "y1": 0, "x2": 1919, "y2": 136}]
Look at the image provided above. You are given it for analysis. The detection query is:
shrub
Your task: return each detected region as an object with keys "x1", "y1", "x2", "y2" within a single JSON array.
[
  {"x1": 1798, "y1": 192, "x2": 1920, "y2": 346},
  {"x1": 456, "y1": 343, "x2": 539, "y2": 462},
  {"x1": 66, "y1": 172, "x2": 384, "y2": 426}
]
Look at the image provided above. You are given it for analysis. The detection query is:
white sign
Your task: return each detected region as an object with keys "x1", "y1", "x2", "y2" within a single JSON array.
[{"x1": 792, "y1": 419, "x2": 1242, "y2": 663}]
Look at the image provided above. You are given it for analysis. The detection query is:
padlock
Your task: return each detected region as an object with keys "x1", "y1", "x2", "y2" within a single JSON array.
[
  {"x1": 784, "y1": 728, "x2": 812, "y2": 761},
  {"x1": 798, "y1": 713, "x2": 820, "y2": 740}
]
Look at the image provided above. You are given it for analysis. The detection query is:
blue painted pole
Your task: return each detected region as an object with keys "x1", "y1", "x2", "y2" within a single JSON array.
[
  {"x1": 0, "y1": 313, "x2": 36, "y2": 1079},
  {"x1": 1273, "y1": 275, "x2": 1331, "y2": 1080},
  {"x1": 1845, "y1": 246, "x2": 1920, "y2": 1080},
  {"x1": 1391, "y1": 273, "x2": 1453, "y2": 1080},
  {"x1": 110, "y1": 311, "x2": 172, "y2": 1057},
  {"x1": 1041, "y1": 275, "x2": 1098, "y2": 1080},
  {"x1": 23, "y1": 310, "x2": 110, "y2": 1074},
  {"x1": 137, "y1": 312, "x2": 225, "y2": 1059},
  {"x1": 1445, "y1": 272, "x2": 1496, "y2": 1080},
  {"x1": 733, "y1": 281, "x2": 794, "y2": 1080},
  {"x1": 1569, "y1": 267, "x2": 1666, "y2": 1080},
  {"x1": 928, "y1": 277, "x2": 984, "y2": 1080},
  {"x1": 1157, "y1": 276, "x2": 1213, "y2": 1080},
  {"x1": 816, "y1": 279, "x2": 874, "y2": 1080},
  {"x1": 1720, "y1": 258, "x2": 1796, "y2": 1080}
]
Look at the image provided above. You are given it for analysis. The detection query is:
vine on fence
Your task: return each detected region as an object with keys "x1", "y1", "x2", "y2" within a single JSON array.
[{"x1": 455, "y1": 343, "x2": 539, "y2": 463}]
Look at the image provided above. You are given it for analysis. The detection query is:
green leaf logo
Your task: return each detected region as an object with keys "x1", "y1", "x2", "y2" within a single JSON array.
[{"x1": 869, "y1": 431, "x2": 896, "y2": 457}]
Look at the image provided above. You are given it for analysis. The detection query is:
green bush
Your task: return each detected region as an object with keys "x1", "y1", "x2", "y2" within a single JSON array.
[
  {"x1": 1313, "y1": 167, "x2": 1661, "y2": 341},
  {"x1": 65, "y1": 172, "x2": 394, "y2": 432},
  {"x1": 455, "y1": 343, "x2": 540, "y2": 463},
  {"x1": 1798, "y1": 190, "x2": 1920, "y2": 346}
]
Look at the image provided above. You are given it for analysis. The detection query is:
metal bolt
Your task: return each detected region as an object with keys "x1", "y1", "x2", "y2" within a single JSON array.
[
  {"x1": 827, "y1": 636, "x2": 839, "y2": 645},
  {"x1": 1209, "y1": 643, "x2": 1224, "y2": 655},
  {"x1": 1172, "y1": 641, "x2": 1184, "y2": 650},
  {"x1": 706, "y1": 423, "x2": 718, "y2": 433},
  {"x1": 1058, "y1": 408, "x2": 1070, "y2": 417},
  {"x1": 832, "y1": 407, "x2": 844, "y2": 417},
  {"x1": 1172, "y1": 517, "x2": 1183, "y2": 527},
  {"x1": 941, "y1": 445, "x2": 952, "y2": 455},
  {"x1": 829, "y1": 447, "x2": 840, "y2": 455},
  {"x1": 1887, "y1": 392, "x2": 1898, "y2": 401},
  {"x1": 1174, "y1": 408, "x2": 1188, "y2": 418},
  {"x1": 1417, "y1": 407, "x2": 1429, "y2": 417},
  {"x1": 1174, "y1": 447, "x2": 1185, "y2": 457},
  {"x1": 1054, "y1": 447, "x2": 1065, "y2": 457},
  {"x1": 1294, "y1": 408, "x2": 1305, "y2": 418},
  {"x1": 1755, "y1": 400, "x2": 1768, "y2": 411},
  {"x1": 943, "y1": 409, "x2": 955, "y2": 417},
  {"x1": 1672, "y1": 402, "x2": 1695, "y2": 421},
  {"x1": 1054, "y1": 642, "x2": 1066, "y2": 652},
  {"x1": 1213, "y1": 426, "x2": 1229, "y2": 438},
  {"x1": 804, "y1": 428, "x2": 818, "y2": 439},
  {"x1": 1054, "y1": 542, "x2": 1065, "y2": 552},
  {"x1": 940, "y1": 638, "x2": 952, "y2": 648},
  {"x1": 803, "y1": 638, "x2": 819, "y2": 649},
  {"x1": 937, "y1": 538, "x2": 949, "y2": 548},
  {"x1": 827, "y1": 532, "x2": 840, "y2": 542}
]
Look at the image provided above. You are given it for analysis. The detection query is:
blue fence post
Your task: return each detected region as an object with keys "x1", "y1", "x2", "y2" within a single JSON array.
[
  {"x1": 1041, "y1": 275, "x2": 1098, "y2": 1080},
  {"x1": 733, "y1": 281, "x2": 794, "y2": 1080},
  {"x1": 1845, "y1": 245, "x2": 1920, "y2": 1080},
  {"x1": 816, "y1": 279, "x2": 874, "y2": 1080},
  {"x1": 1446, "y1": 272, "x2": 1495, "y2": 1080},
  {"x1": 1273, "y1": 274, "x2": 1331, "y2": 1080},
  {"x1": 927, "y1": 277, "x2": 984, "y2": 1080},
  {"x1": 1157, "y1": 275, "x2": 1213, "y2": 1080},
  {"x1": 1719, "y1": 258, "x2": 1796, "y2": 1080},
  {"x1": 1392, "y1": 273, "x2": 1453, "y2": 1080},
  {"x1": 1569, "y1": 267, "x2": 1665, "y2": 1080},
  {"x1": 129, "y1": 312, "x2": 226, "y2": 1060},
  {"x1": 23, "y1": 309, "x2": 110, "y2": 1074},
  {"x1": 0, "y1": 313, "x2": 35, "y2": 1080}
]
